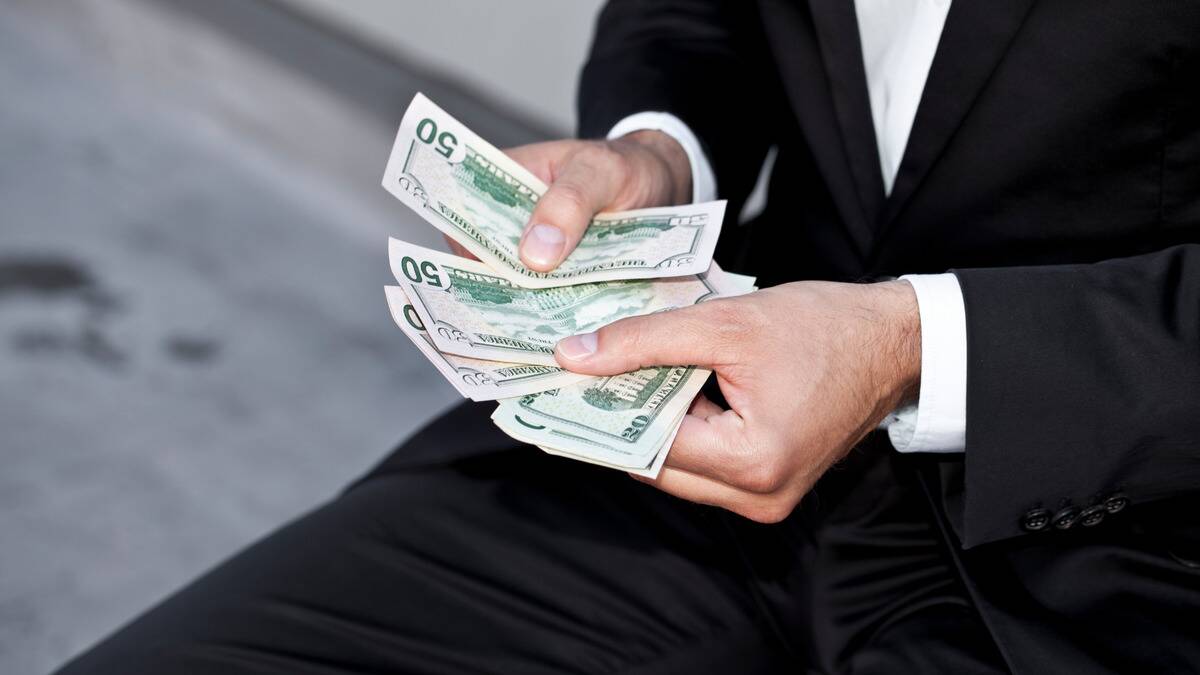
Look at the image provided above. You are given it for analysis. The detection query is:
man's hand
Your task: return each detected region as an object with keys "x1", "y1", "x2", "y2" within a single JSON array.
[
  {"x1": 443, "y1": 131, "x2": 692, "y2": 269},
  {"x1": 554, "y1": 281, "x2": 922, "y2": 523}
]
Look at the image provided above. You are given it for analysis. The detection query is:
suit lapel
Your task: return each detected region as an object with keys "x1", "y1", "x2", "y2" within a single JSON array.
[
  {"x1": 759, "y1": 0, "x2": 876, "y2": 257},
  {"x1": 879, "y1": 0, "x2": 1037, "y2": 230}
]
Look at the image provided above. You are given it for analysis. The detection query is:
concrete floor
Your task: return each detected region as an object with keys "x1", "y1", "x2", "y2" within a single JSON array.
[{"x1": 0, "y1": 1, "x2": 547, "y2": 672}]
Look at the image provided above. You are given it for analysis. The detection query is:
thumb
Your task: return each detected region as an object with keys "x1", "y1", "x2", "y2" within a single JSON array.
[
  {"x1": 554, "y1": 301, "x2": 732, "y2": 375},
  {"x1": 519, "y1": 146, "x2": 624, "y2": 272}
]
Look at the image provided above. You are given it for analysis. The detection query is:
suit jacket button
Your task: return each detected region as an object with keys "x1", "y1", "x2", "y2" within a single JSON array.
[
  {"x1": 1053, "y1": 506, "x2": 1081, "y2": 530},
  {"x1": 1021, "y1": 508, "x2": 1051, "y2": 531},
  {"x1": 1103, "y1": 494, "x2": 1129, "y2": 514},
  {"x1": 1079, "y1": 505, "x2": 1106, "y2": 527}
]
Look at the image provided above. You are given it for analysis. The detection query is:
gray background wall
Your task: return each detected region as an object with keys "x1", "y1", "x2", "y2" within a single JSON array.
[
  {"x1": 272, "y1": 0, "x2": 604, "y2": 132},
  {"x1": 0, "y1": 1, "x2": 598, "y2": 672}
]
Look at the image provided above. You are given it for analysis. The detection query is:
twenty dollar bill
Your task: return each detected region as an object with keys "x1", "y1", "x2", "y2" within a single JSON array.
[{"x1": 492, "y1": 366, "x2": 708, "y2": 476}]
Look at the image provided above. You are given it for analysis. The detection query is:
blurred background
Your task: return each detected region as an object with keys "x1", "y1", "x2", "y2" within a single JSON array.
[{"x1": 0, "y1": 1, "x2": 602, "y2": 672}]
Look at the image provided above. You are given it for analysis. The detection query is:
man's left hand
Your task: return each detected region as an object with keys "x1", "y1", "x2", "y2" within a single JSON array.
[{"x1": 554, "y1": 280, "x2": 922, "y2": 523}]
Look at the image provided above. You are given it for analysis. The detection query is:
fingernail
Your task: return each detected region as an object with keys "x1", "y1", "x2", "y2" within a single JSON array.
[
  {"x1": 557, "y1": 332, "x2": 598, "y2": 361},
  {"x1": 522, "y1": 224, "x2": 565, "y2": 269}
]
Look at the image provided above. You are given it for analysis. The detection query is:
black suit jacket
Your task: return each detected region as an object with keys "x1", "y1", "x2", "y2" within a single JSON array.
[{"x1": 577, "y1": 1, "x2": 1200, "y2": 671}]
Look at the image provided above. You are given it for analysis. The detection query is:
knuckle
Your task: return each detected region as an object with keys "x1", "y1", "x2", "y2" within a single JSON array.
[
  {"x1": 555, "y1": 181, "x2": 590, "y2": 209},
  {"x1": 735, "y1": 457, "x2": 787, "y2": 494},
  {"x1": 702, "y1": 300, "x2": 762, "y2": 361},
  {"x1": 733, "y1": 298, "x2": 770, "y2": 333},
  {"x1": 715, "y1": 301, "x2": 755, "y2": 337},
  {"x1": 602, "y1": 142, "x2": 634, "y2": 176},
  {"x1": 581, "y1": 143, "x2": 633, "y2": 190},
  {"x1": 616, "y1": 319, "x2": 654, "y2": 365},
  {"x1": 741, "y1": 497, "x2": 793, "y2": 525},
  {"x1": 578, "y1": 141, "x2": 620, "y2": 169},
  {"x1": 594, "y1": 319, "x2": 632, "y2": 356},
  {"x1": 546, "y1": 182, "x2": 592, "y2": 219}
]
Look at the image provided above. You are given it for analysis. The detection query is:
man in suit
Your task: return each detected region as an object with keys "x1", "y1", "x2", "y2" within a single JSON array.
[{"x1": 60, "y1": 1, "x2": 1200, "y2": 673}]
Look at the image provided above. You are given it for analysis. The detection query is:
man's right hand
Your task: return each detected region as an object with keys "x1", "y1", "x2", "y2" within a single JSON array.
[{"x1": 443, "y1": 130, "x2": 693, "y2": 271}]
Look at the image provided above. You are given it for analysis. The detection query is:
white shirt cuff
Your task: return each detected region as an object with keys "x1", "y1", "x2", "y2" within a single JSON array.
[
  {"x1": 607, "y1": 112, "x2": 717, "y2": 204},
  {"x1": 887, "y1": 273, "x2": 967, "y2": 453}
]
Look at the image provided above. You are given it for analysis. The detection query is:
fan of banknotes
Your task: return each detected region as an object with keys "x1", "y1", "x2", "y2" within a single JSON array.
[{"x1": 380, "y1": 94, "x2": 755, "y2": 477}]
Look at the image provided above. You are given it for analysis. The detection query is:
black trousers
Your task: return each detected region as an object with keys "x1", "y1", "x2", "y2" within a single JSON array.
[{"x1": 57, "y1": 404, "x2": 1008, "y2": 674}]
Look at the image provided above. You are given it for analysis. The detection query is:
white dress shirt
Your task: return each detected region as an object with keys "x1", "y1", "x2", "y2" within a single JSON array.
[{"x1": 607, "y1": 0, "x2": 967, "y2": 454}]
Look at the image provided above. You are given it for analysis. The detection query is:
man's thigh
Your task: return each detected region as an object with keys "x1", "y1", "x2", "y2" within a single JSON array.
[
  {"x1": 800, "y1": 440, "x2": 1010, "y2": 674},
  {"x1": 56, "y1": 448, "x2": 800, "y2": 675}
]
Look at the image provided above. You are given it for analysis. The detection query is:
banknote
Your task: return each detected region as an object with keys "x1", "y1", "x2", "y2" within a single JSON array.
[
  {"x1": 389, "y1": 238, "x2": 747, "y2": 366},
  {"x1": 490, "y1": 272, "x2": 756, "y2": 475},
  {"x1": 382, "y1": 93, "x2": 727, "y2": 288},
  {"x1": 533, "y1": 405, "x2": 686, "y2": 479},
  {"x1": 384, "y1": 286, "x2": 591, "y2": 401},
  {"x1": 491, "y1": 365, "x2": 710, "y2": 474},
  {"x1": 723, "y1": 272, "x2": 759, "y2": 293}
]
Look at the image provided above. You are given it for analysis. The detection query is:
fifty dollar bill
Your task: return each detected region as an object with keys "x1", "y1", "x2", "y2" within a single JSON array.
[
  {"x1": 384, "y1": 285, "x2": 591, "y2": 401},
  {"x1": 389, "y1": 238, "x2": 744, "y2": 367},
  {"x1": 382, "y1": 93, "x2": 727, "y2": 288}
]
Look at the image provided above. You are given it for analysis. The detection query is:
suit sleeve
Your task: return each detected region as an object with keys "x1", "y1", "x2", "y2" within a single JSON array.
[
  {"x1": 577, "y1": 0, "x2": 779, "y2": 211},
  {"x1": 953, "y1": 244, "x2": 1200, "y2": 548}
]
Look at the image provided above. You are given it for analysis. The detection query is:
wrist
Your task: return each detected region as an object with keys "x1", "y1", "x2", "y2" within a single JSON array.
[
  {"x1": 869, "y1": 280, "x2": 922, "y2": 411},
  {"x1": 611, "y1": 130, "x2": 692, "y2": 205}
]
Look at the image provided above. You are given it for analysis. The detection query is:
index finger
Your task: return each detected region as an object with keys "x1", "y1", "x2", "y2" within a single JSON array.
[{"x1": 661, "y1": 409, "x2": 763, "y2": 489}]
